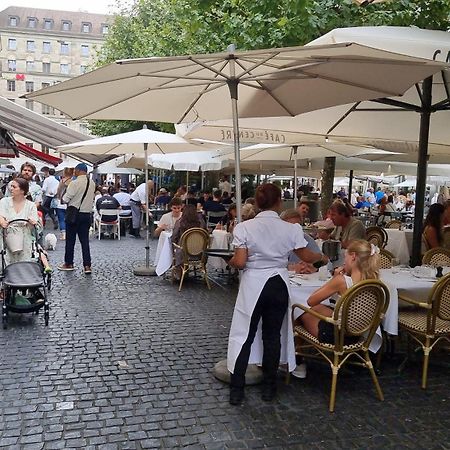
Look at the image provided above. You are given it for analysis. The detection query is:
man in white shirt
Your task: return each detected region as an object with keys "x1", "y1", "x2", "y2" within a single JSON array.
[
  {"x1": 113, "y1": 186, "x2": 132, "y2": 235},
  {"x1": 129, "y1": 180, "x2": 154, "y2": 238},
  {"x1": 153, "y1": 197, "x2": 183, "y2": 237},
  {"x1": 219, "y1": 176, "x2": 232, "y2": 196},
  {"x1": 41, "y1": 168, "x2": 60, "y2": 229}
]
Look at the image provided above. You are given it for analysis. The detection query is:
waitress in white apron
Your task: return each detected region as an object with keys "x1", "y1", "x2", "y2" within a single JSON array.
[{"x1": 227, "y1": 184, "x2": 328, "y2": 405}]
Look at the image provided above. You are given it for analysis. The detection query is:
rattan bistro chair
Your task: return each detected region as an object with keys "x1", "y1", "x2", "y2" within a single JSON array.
[
  {"x1": 379, "y1": 249, "x2": 395, "y2": 269},
  {"x1": 366, "y1": 226, "x2": 388, "y2": 249},
  {"x1": 422, "y1": 247, "x2": 450, "y2": 267},
  {"x1": 398, "y1": 273, "x2": 450, "y2": 388},
  {"x1": 385, "y1": 219, "x2": 402, "y2": 230},
  {"x1": 290, "y1": 280, "x2": 390, "y2": 412},
  {"x1": 172, "y1": 227, "x2": 211, "y2": 292}
]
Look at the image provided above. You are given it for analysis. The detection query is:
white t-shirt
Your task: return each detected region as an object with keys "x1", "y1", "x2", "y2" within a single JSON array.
[
  {"x1": 42, "y1": 175, "x2": 60, "y2": 197},
  {"x1": 158, "y1": 212, "x2": 181, "y2": 231},
  {"x1": 130, "y1": 183, "x2": 148, "y2": 204},
  {"x1": 232, "y1": 210, "x2": 307, "y2": 270}
]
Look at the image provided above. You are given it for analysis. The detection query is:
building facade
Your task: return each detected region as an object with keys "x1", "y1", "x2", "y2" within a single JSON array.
[{"x1": 0, "y1": 6, "x2": 110, "y2": 152}]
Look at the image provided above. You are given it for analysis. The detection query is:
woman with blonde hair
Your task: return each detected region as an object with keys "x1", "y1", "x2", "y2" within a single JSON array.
[{"x1": 301, "y1": 239, "x2": 380, "y2": 345}]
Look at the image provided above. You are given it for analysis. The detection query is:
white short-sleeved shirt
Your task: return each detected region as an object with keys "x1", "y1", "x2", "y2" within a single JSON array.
[
  {"x1": 130, "y1": 183, "x2": 147, "y2": 204},
  {"x1": 232, "y1": 210, "x2": 307, "y2": 270},
  {"x1": 158, "y1": 212, "x2": 180, "y2": 230}
]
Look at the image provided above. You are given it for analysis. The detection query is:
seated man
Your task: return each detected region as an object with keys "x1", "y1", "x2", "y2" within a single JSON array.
[
  {"x1": 329, "y1": 201, "x2": 366, "y2": 249},
  {"x1": 153, "y1": 197, "x2": 183, "y2": 237},
  {"x1": 96, "y1": 187, "x2": 121, "y2": 236},
  {"x1": 154, "y1": 188, "x2": 171, "y2": 206},
  {"x1": 354, "y1": 196, "x2": 371, "y2": 209},
  {"x1": 204, "y1": 189, "x2": 227, "y2": 225},
  {"x1": 280, "y1": 209, "x2": 322, "y2": 274},
  {"x1": 113, "y1": 186, "x2": 132, "y2": 235},
  {"x1": 296, "y1": 201, "x2": 310, "y2": 225}
]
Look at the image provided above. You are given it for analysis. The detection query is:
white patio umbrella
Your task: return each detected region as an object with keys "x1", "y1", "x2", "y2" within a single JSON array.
[
  {"x1": 25, "y1": 42, "x2": 445, "y2": 220},
  {"x1": 175, "y1": 27, "x2": 450, "y2": 264},
  {"x1": 58, "y1": 126, "x2": 212, "y2": 276}
]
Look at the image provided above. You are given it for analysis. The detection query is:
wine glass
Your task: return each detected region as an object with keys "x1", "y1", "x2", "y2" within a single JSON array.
[{"x1": 304, "y1": 217, "x2": 311, "y2": 227}]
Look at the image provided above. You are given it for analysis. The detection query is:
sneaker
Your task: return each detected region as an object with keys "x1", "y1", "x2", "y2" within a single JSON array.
[
  {"x1": 84, "y1": 266, "x2": 92, "y2": 275},
  {"x1": 291, "y1": 363, "x2": 307, "y2": 379},
  {"x1": 58, "y1": 264, "x2": 74, "y2": 271},
  {"x1": 44, "y1": 266, "x2": 53, "y2": 274}
]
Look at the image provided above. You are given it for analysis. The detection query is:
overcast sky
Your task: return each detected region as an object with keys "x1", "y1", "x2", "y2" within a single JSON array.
[{"x1": 1, "y1": 0, "x2": 120, "y2": 15}]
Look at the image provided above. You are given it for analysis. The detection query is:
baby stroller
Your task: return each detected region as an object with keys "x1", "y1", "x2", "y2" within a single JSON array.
[{"x1": 1, "y1": 219, "x2": 51, "y2": 329}]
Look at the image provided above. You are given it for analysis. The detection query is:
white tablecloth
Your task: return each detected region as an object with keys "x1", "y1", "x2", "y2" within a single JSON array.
[
  {"x1": 288, "y1": 269, "x2": 436, "y2": 353},
  {"x1": 207, "y1": 230, "x2": 231, "y2": 270},
  {"x1": 385, "y1": 229, "x2": 413, "y2": 265},
  {"x1": 155, "y1": 231, "x2": 173, "y2": 276}
]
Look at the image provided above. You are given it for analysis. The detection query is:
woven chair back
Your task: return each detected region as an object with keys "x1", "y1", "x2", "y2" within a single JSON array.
[
  {"x1": 385, "y1": 220, "x2": 402, "y2": 230},
  {"x1": 422, "y1": 247, "x2": 450, "y2": 267},
  {"x1": 333, "y1": 280, "x2": 389, "y2": 350},
  {"x1": 366, "y1": 227, "x2": 388, "y2": 249},
  {"x1": 379, "y1": 249, "x2": 394, "y2": 269},
  {"x1": 180, "y1": 228, "x2": 209, "y2": 258},
  {"x1": 433, "y1": 273, "x2": 450, "y2": 322}
]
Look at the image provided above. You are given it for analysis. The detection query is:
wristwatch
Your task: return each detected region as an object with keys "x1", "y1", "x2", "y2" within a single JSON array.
[{"x1": 312, "y1": 258, "x2": 326, "y2": 269}]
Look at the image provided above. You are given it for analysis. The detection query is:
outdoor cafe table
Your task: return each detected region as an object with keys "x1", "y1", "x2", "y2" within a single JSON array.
[
  {"x1": 208, "y1": 229, "x2": 231, "y2": 271},
  {"x1": 155, "y1": 230, "x2": 173, "y2": 276},
  {"x1": 384, "y1": 229, "x2": 414, "y2": 265},
  {"x1": 289, "y1": 268, "x2": 437, "y2": 353}
]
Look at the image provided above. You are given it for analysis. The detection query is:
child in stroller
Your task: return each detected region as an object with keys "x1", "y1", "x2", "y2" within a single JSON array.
[{"x1": 0, "y1": 178, "x2": 51, "y2": 328}]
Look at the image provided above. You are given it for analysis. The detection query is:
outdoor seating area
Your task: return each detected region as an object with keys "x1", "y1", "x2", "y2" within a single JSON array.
[{"x1": 1, "y1": 2, "x2": 450, "y2": 446}]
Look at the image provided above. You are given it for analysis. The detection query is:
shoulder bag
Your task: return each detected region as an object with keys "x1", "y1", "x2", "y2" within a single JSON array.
[{"x1": 65, "y1": 177, "x2": 90, "y2": 225}]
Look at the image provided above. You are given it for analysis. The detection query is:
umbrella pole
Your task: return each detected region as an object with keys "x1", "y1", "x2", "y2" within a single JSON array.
[
  {"x1": 228, "y1": 58, "x2": 242, "y2": 221},
  {"x1": 293, "y1": 146, "x2": 298, "y2": 208},
  {"x1": 411, "y1": 76, "x2": 432, "y2": 267},
  {"x1": 348, "y1": 170, "x2": 354, "y2": 200},
  {"x1": 134, "y1": 141, "x2": 156, "y2": 276}
]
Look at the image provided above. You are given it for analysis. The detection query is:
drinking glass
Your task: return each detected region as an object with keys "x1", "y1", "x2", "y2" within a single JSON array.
[
  {"x1": 304, "y1": 217, "x2": 311, "y2": 227},
  {"x1": 391, "y1": 258, "x2": 400, "y2": 273}
]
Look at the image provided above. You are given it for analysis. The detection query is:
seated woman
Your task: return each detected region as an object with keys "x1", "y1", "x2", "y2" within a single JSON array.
[
  {"x1": 172, "y1": 204, "x2": 207, "y2": 276},
  {"x1": 300, "y1": 239, "x2": 380, "y2": 345},
  {"x1": 224, "y1": 204, "x2": 237, "y2": 233},
  {"x1": 422, "y1": 203, "x2": 445, "y2": 253}
]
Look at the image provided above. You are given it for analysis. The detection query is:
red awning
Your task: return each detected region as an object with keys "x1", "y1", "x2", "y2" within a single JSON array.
[{"x1": 16, "y1": 141, "x2": 62, "y2": 166}]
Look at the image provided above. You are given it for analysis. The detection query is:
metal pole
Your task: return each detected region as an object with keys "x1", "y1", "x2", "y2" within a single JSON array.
[
  {"x1": 348, "y1": 170, "x2": 354, "y2": 201},
  {"x1": 144, "y1": 143, "x2": 150, "y2": 268},
  {"x1": 411, "y1": 76, "x2": 433, "y2": 267},
  {"x1": 227, "y1": 48, "x2": 242, "y2": 221},
  {"x1": 293, "y1": 146, "x2": 298, "y2": 208}
]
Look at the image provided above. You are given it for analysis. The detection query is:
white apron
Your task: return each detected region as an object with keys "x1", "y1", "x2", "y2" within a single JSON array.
[{"x1": 227, "y1": 266, "x2": 296, "y2": 374}]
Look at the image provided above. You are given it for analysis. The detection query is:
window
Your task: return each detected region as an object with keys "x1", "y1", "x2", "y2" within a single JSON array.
[
  {"x1": 42, "y1": 105, "x2": 54, "y2": 115},
  {"x1": 81, "y1": 22, "x2": 91, "y2": 33},
  {"x1": 25, "y1": 81, "x2": 34, "y2": 92},
  {"x1": 26, "y1": 100, "x2": 34, "y2": 111},
  {"x1": 102, "y1": 24, "x2": 109, "y2": 34},
  {"x1": 44, "y1": 19, "x2": 53, "y2": 30},
  {"x1": 42, "y1": 82, "x2": 50, "y2": 89},
  {"x1": 60, "y1": 64, "x2": 69, "y2": 75},
  {"x1": 28, "y1": 18, "x2": 37, "y2": 28},
  {"x1": 80, "y1": 65, "x2": 88, "y2": 74},
  {"x1": 25, "y1": 143, "x2": 33, "y2": 148},
  {"x1": 7, "y1": 60, "x2": 16, "y2": 71},
  {"x1": 43, "y1": 41, "x2": 51, "y2": 53},
  {"x1": 27, "y1": 40, "x2": 35, "y2": 52},
  {"x1": 81, "y1": 45, "x2": 89, "y2": 57},
  {"x1": 9, "y1": 16, "x2": 18, "y2": 27},
  {"x1": 62, "y1": 21, "x2": 71, "y2": 31},
  {"x1": 42, "y1": 62, "x2": 51, "y2": 74},
  {"x1": 60, "y1": 42, "x2": 69, "y2": 55},
  {"x1": 26, "y1": 61, "x2": 35, "y2": 72},
  {"x1": 41, "y1": 145, "x2": 49, "y2": 154},
  {"x1": 8, "y1": 39, "x2": 17, "y2": 50},
  {"x1": 7, "y1": 80, "x2": 15, "y2": 92}
]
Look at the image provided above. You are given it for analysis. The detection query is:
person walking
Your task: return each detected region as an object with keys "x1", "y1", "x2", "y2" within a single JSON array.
[
  {"x1": 54, "y1": 167, "x2": 74, "y2": 241},
  {"x1": 41, "y1": 168, "x2": 59, "y2": 229},
  {"x1": 227, "y1": 183, "x2": 327, "y2": 405},
  {"x1": 58, "y1": 163, "x2": 95, "y2": 274}
]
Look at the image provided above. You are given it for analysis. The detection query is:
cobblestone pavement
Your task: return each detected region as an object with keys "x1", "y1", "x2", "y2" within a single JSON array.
[{"x1": 1, "y1": 232, "x2": 450, "y2": 449}]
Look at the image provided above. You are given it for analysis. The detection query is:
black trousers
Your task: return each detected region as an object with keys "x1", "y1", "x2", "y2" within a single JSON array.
[
  {"x1": 231, "y1": 275, "x2": 289, "y2": 388},
  {"x1": 64, "y1": 212, "x2": 92, "y2": 266},
  {"x1": 42, "y1": 195, "x2": 57, "y2": 223}
]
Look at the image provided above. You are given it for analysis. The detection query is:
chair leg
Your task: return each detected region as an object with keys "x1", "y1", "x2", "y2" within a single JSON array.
[
  {"x1": 329, "y1": 355, "x2": 339, "y2": 413},
  {"x1": 365, "y1": 352, "x2": 384, "y2": 401},
  {"x1": 202, "y1": 264, "x2": 211, "y2": 290},
  {"x1": 178, "y1": 266, "x2": 187, "y2": 292},
  {"x1": 98, "y1": 224, "x2": 101, "y2": 240},
  {"x1": 422, "y1": 337, "x2": 431, "y2": 389}
]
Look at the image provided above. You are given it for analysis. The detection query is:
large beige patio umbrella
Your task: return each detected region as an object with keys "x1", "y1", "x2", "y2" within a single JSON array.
[{"x1": 25, "y1": 42, "x2": 446, "y2": 220}]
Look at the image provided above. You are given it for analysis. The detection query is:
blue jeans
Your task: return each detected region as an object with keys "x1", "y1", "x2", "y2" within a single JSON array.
[
  {"x1": 64, "y1": 212, "x2": 92, "y2": 266},
  {"x1": 56, "y1": 208, "x2": 66, "y2": 231}
]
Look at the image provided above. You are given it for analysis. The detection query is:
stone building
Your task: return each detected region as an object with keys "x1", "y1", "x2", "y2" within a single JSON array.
[{"x1": 0, "y1": 6, "x2": 110, "y2": 152}]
